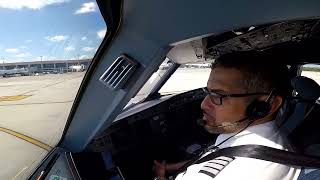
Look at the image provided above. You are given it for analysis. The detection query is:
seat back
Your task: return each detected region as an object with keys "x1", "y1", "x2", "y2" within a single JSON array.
[
  {"x1": 276, "y1": 75, "x2": 320, "y2": 180},
  {"x1": 288, "y1": 103, "x2": 320, "y2": 155},
  {"x1": 278, "y1": 76, "x2": 320, "y2": 154}
]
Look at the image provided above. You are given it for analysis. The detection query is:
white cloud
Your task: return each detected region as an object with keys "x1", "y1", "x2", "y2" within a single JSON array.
[
  {"x1": 81, "y1": 36, "x2": 87, "y2": 41},
  {"x1": 25, "y1": 40, "x2": 32, "y2": 43},
  {"x1": 97, "y1": 29, "x2": 107, "y2": 39},
  {"x1": 82, "y1": 47, "x2": 94, "y2": 52},
  {"x1": 5, "y1": 48, "x2": 19, "y2": 53},
  {"x1": 15, "y1": 52, "x2": 32, "y2": 58},
  {"x1": 36, "y1": 56, "x2": 43, "y2": 61},
  {"x1": 64, "y1": 46, "x2": 75, "y2": 52},
  {"x1": 79, "y1": 55, "x2": 91, "y2": 59},
  {"x1": 75, "y1": 2, "x2": 97, "y2": 14},
  {"x1": 45, "y1": 35, "x2": 68, "y2": 42},
  {"x1": 46, "y1": 56, "x2": 56, "y2": 60},
  {"x1": 0, "y1": 0, "x2": 69, "y2": 10},
  {"x1": 36, "y1": 56, "x2": 56, "y2": 61}
]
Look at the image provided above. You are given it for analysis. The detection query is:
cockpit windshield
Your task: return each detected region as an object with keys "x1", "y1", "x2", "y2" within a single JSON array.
[{"x1": 0, "y1": 1, "x2": 106, "y2": 179}]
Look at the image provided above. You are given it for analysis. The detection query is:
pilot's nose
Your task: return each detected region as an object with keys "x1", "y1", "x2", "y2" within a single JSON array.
[{"x1": 201, "y1": 95, "x2": 214, "y2": 111}]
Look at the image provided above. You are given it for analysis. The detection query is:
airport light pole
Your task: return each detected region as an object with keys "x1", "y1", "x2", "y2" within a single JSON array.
[
  {"x1": 40, "y1": 56, "x2": 43, "y2": 72},
  {"x1": 77, "y1": 54, "x2": 80, "y2": 65}
]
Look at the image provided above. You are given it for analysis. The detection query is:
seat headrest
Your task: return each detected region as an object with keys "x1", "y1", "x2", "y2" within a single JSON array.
[{"x1": 291, "y1": 76, "x2": 320, "y2": 101}]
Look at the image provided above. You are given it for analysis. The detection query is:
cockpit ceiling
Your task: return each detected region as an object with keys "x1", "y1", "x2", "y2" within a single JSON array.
[{"x1": 168, "y1": 19, "x2": 320, "y2": 65}]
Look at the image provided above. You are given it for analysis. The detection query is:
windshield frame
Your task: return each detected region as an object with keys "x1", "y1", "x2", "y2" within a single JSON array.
[
  {"x1": 123, "y1": 59, "x2": 179, "y2": 111},
  {"x1": 143, "y1": 61, "x2": 180, "y2": 101},
  {"x1": 59, "y1": 0, "x2": 121, "y2": 146}
]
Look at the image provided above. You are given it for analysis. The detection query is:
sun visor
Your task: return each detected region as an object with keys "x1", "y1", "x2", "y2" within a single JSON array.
[{"x1": 167, "y1": 39, "x2": 212, "y2": 64}]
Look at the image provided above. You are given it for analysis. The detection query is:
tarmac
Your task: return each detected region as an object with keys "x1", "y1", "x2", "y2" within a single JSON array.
[{"x1": 0, "y1": 72, "x2": 84, "y2": 179}]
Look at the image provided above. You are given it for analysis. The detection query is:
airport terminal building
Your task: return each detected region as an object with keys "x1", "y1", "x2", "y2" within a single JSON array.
[{"x1": 0, "y1": 59, "x2": 92, "y2": 72}]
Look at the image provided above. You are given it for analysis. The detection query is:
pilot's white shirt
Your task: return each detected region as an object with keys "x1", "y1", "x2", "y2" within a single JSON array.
[{"x1": 175, "y1": 121, "x2": 301, "y2": 180}]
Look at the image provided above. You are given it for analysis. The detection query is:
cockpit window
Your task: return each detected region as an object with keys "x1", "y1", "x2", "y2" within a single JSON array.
[
  {"x1": 125, "y1": 58, "x2": 175, "y2": 107},
  {"x1": 302, "y1": 64, "x2": 320, "y2": 85},
  {"x1": 0, "y1": 1, "x2": 106, "y2": 179},
  {"x1": 126, "y1": 61, "x2": 211, "y2": 110},
  {"x1": 159, "y1": 63, "x2": 211, "y2": 95}
]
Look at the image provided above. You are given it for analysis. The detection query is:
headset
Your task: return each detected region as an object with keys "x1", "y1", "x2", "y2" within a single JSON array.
[{"x1": 245, "y1": 88, "x2": 275, "y2": 121}]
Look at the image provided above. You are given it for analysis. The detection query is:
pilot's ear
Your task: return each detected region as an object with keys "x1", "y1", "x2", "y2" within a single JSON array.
[{"x1": 269, "y1": 95, "x2": 283, "y2": 115}]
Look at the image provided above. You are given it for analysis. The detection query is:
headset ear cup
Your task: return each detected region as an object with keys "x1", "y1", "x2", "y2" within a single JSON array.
[{"x1": 246, "y1": 100, "x2": 271, "y2": 120}]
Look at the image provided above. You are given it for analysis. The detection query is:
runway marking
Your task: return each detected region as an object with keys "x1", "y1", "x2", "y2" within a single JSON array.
[
  {"x1": 0, "y1": 127, "x2": 52, "y2": 151},
  {"x1": 20, "y1": 74, "x2": 84, "y2": 95},
  {"x1": 0, "y1": 95, "x2": 31, "y2": 101},
  {"x1": 12, "y1": 166, "x2": 28, "y2": 180}
]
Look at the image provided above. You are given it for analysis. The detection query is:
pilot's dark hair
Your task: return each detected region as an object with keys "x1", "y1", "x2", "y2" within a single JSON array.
[{"x1": 211, "y1": 51, "x2": 292, "y2": 99}]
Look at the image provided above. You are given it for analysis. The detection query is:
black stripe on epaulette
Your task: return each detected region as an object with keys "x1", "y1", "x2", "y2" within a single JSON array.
[
  {"x1": 199, "y1": 170, "x2": 216, "y2": 178},
  {"x1": 198, "y1": 156, "x2": 235, "y2": 178},
  {"x1": 204, "y1": 165, "x2": 221, "y2": 172}
]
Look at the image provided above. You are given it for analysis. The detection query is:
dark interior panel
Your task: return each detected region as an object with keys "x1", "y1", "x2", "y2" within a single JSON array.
[{"x1": 85, "y1": 88, "x2": 217, "y2": 179}]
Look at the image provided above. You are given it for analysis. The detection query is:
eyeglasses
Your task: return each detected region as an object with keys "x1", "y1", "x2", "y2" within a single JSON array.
[{"x1": 202, "y1": 87, "x2": 269, "y2": 105}]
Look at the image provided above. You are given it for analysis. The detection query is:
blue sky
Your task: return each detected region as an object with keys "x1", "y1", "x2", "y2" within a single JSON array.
[{"x1": 0, "y1": 0, "x2": 107, "y2": 63}]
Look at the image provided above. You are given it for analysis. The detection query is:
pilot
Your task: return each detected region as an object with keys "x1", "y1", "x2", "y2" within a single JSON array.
[{"x1": 154, "y1": 51, "x2": 301, "y2": 180}]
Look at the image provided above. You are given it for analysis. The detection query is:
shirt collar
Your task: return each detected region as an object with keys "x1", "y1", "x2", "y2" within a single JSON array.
[{"x1": 214, "y1": 120, "x2": 279, "y2": 147}]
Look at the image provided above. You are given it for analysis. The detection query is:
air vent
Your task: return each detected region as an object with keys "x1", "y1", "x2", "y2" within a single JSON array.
[{"x1": 99, "y1": 55, "x2": 139, "y2": 90}]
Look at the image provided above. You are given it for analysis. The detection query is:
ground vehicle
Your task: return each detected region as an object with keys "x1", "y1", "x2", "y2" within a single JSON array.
[
  {"x1": 2, "y1": 0, "x2": 320, "y2": 179},
  {"x1": 0, "y1": 68, "x2": 30, "y2": 77},
  {"x1": 69, "y1": 65, "x2": 86, "y2": 72}
]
